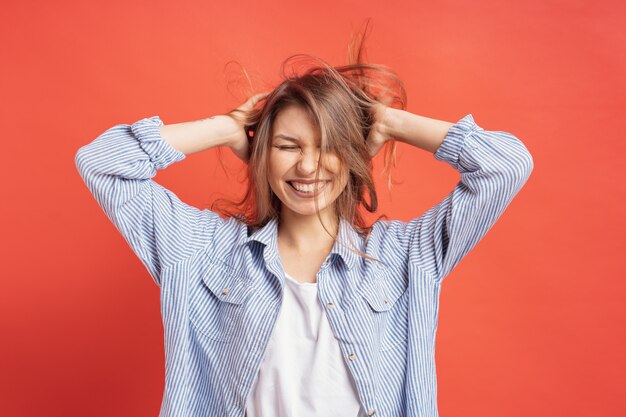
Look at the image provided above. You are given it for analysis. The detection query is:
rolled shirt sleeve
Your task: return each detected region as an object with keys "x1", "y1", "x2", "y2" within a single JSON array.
[
  {"x1": 74, "y1": 116, "x2": 224, "y2": 287},
  {"x1": 387, "y1": 114, "x2": 534, "y2": 282}
]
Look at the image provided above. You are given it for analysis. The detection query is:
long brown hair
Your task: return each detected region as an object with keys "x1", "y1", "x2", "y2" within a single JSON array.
[{"x1": 212, "y1": 19, "x2": 407, "y2": 262}]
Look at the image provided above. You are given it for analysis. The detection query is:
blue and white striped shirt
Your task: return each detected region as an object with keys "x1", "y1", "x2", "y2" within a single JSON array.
[{"x1": 75, "y1": 113, "x2": 533, "y2": 417}]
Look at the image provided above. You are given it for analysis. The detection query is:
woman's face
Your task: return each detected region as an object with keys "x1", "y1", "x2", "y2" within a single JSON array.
[{"x1": 268, "y1": 104, "x2": 348, "y2": 218}]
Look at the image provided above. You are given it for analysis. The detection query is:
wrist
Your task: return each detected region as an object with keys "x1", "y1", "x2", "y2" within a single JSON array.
[
  {"x1": 209, "y1": 114, "x2": 241, "y2": 148},
  {"x1": 379, "y1": 107, "x2": 404, "y2": 142}
]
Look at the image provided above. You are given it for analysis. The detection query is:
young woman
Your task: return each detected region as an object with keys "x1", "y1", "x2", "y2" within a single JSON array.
[{"x1": 75, "y1": 44, "x2": 533, "y2": 417}]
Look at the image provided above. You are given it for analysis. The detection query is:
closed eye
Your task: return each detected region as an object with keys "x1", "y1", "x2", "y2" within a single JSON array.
[{"x1": 273, "y1": 145, "x2": 300, "y2": 151}]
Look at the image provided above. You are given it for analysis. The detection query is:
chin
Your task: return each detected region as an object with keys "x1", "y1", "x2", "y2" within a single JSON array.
[{"x1": 283, "y1": 203, "x2": 332, "y2": 216}]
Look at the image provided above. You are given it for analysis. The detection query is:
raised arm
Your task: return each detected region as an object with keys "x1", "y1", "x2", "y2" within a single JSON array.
[
  {"x1": 373, "y1": 108, "x2": 534, "y2": 282},
  {"x1": 74, "y1": 113, "x2": 243, "y2": 287}
]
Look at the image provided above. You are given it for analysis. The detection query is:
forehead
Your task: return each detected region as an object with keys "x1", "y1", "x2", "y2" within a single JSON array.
[{"x1": 272, "y1": 105, "x2": 320, "y2": 143}]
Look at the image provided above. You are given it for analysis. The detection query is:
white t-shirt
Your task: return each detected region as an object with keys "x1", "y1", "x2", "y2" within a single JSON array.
[{"x1": 245, "y1": 271, "x2": 367, "y2": 417}]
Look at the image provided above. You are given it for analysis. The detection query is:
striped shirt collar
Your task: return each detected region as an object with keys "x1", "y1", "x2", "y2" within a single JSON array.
[{"x1": 238, "y1": 216, "x2": 362, "y2": 271}]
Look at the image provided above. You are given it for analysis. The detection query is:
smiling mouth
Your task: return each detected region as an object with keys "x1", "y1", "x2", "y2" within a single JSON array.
[{"x1": 287, "y1": 180, "x2": 330, "y2": 195}]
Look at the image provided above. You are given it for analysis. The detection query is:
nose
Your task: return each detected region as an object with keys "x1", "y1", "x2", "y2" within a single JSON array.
[{"x1": 296, "y1": 147, "x2": 321, "y2": 175}]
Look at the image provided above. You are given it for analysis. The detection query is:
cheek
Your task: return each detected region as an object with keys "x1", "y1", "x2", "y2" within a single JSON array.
[
  {"x1": 323, "y1": 154, "x2": 343, "y2": 174},
  {"x1": 330, "y1": 165, "x2": 350, "y2": 194},
  {"x1": 268, "y1": 155, "x2": 285, "y2": 181},
  {"x1": 338, "y1": 172, "x2": 350, "y2": 193}
]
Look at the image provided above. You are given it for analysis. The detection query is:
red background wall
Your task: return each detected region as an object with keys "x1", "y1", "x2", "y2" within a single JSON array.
[{"x1": 1, "y1": 1, "x2": 624, "y2": 416}]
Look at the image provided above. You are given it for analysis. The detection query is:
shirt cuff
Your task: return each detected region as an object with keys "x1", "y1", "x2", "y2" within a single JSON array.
[
  {"x1": 433, "y1": 114, "x2": 482, "y2": 170},
  {"x1": 130, "y1": 115, "x2": 186, "y2": 170}
]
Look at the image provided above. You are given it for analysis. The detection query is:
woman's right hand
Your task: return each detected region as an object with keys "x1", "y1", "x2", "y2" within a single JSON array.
[{"x1": 224, "y1": 92, "x2": 271, "y2": 163}]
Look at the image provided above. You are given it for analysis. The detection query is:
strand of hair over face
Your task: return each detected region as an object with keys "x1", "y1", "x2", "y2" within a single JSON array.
[{"x1": 212, "y1": 19, "x2": 408, "y2": 264}]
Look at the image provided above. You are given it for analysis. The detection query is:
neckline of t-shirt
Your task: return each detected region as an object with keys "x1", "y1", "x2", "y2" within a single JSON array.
[{"x1": 284, "y1": 271, "x2": 317, "y2": 286}]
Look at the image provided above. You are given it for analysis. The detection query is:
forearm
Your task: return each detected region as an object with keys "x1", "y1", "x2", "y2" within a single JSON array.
[
  {"x1": 159, "y1": 115, "x2": 237, "y2": 156},
  {"x1": 392, "y1": 113, "x2": 534, "y2": 281},
  {"x1": 382, "y1": 108, "x2": 455, "y2": 154}
]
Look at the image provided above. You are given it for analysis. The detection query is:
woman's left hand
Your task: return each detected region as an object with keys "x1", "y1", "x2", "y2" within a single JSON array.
[{"x1": 365, "y1": 102, "x2": 393, "y2": 158}]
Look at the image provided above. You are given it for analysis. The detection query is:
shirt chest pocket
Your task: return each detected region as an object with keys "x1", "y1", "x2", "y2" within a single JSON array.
[
  {"x1": 359, "y1": 267, "x2": 410, "y2": 352},
  {"x1": 188, "y1": 258, "x2": 253, "y2": 343}
]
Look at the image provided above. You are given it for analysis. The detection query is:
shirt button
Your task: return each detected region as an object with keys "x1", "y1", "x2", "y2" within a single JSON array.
[
  {"x1": 348, "y1": 353, "x2": 357, "y2": 361},
  {"x1": 326, "y1": 302, "x2": 334, "y2": 310},
  {"x1": 222, "y1": 287, "x2": 230, "y2": 296},
  {"x1": 367, "y1": 409, "x2": 376, "y2": 416}
]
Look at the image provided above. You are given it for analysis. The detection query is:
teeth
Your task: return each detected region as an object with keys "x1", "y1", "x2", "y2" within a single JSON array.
[{"x1": 291, "y1": 181, "x2": 327, "y2": 192}]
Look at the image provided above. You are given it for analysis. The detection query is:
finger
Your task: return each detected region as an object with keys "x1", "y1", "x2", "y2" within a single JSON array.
[
  {"x1": 368, "y1": 144, "x2": 379, "y2": 158},
  {"x1": 251, "y1": 91, "x2": 271, "y2": 103},
  {"x1": 378, "y1": 85, "x2": 395, "y2": 107},
  {"x1": 365, "y1": 133, "x2": 377, "y2": 158}
]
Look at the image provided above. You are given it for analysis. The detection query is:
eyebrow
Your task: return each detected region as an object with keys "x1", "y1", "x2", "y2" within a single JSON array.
[
  {"x1": 273, "y1": 134, "x2": 322, "y2": 147},
  {"x1": 273, "y1": 134, "x2": 302, "y2": 143}
]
